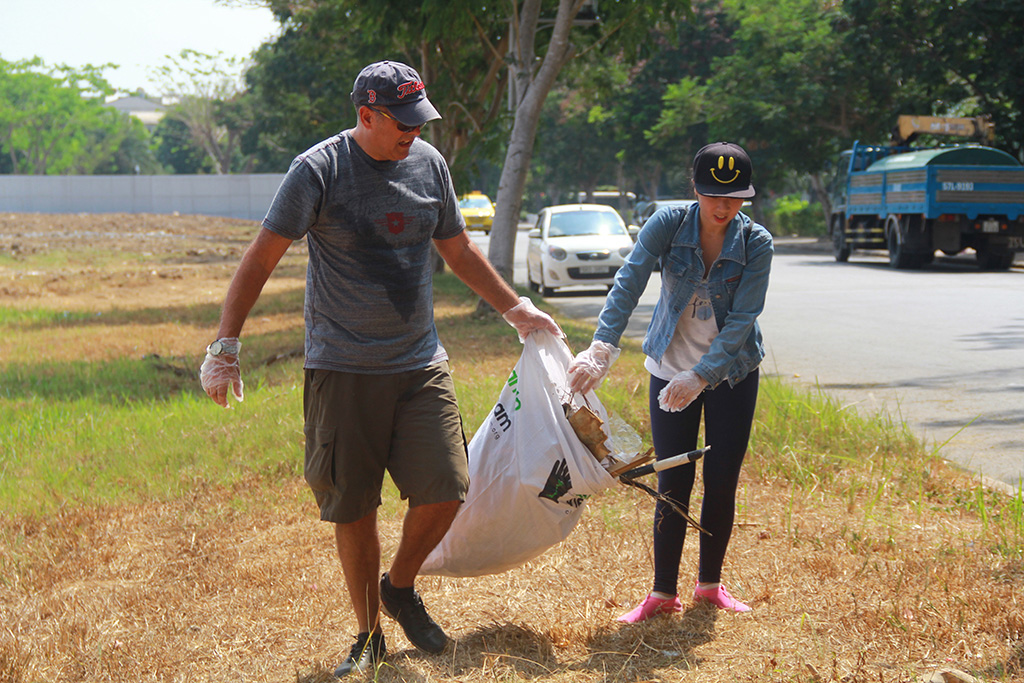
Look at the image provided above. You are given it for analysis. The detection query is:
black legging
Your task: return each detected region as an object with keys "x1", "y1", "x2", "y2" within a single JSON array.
[{"x1": 649, "y1": 368, "x2": 759, "y2": 595}]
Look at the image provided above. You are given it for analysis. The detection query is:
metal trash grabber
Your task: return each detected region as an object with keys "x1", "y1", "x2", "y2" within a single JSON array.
[{"x1": 617, "y1": 446, "x2": 711, "y2": 535}]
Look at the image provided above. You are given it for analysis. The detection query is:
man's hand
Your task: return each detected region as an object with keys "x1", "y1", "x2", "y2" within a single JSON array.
[
  {"x1": 200, "y1": 338, "x2": 244, "y2": 408},
  {"x1": 502, "y1": 296, "x2": 563, "y2": 342},
  {"x1": 567, "y1": 340, "x2": 620, "y2": 394},
  {"x1": 657, "y1": 369, "x2": 707, "y2": 412}
]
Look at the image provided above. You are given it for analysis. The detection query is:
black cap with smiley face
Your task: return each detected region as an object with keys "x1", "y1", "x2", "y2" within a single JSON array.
[{"x1": 692, "y1": 142, "x2": 755, "y2": 198}]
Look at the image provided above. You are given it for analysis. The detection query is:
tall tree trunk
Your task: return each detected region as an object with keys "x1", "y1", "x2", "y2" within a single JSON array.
[
  {"x1": 809, "y1": 171, "x2": 832, "y2": 231},
  {"x1": 480, "y1": 0, "x2": 583, "y2": 314}
]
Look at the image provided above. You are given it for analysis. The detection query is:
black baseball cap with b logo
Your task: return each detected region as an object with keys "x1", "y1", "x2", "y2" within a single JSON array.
[
  {"x1": 692, "y1": 142, "x2": 755, "y2": 198},
  {"x1": 350, "y1": 60, "x2": 442, "y2": 127}
]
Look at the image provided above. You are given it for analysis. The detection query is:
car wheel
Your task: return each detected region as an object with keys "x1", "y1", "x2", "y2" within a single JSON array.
[
  {"x1": 526, "y1": 258, "x2": 539, "y2": 291},
  {"x1": 540, "y1": 272, "x2": 555, "y2": 297}
]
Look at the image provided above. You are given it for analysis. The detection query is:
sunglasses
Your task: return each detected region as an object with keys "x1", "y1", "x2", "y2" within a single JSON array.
[{"x1": 370, "y1": 106, "x2": 421, "y2": 133}]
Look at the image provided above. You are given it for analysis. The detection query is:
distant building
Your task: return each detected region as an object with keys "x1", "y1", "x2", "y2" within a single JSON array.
[{"x1": 104, "y1": 95, "x2": 168, "y2": 131}]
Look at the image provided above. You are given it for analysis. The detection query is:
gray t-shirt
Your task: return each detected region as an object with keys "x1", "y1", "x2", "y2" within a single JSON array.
[{"x1": 262, "y1": 130, "x2": 465, "y2": 374}]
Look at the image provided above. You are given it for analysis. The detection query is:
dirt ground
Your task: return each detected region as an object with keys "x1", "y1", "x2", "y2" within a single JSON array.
[
  {"x1": 0, "y1": 212, "x2": 307, "y2": 363},
  {"x1": 1, "y1": 213, "x2": 1021, "y2": 683},
  {"x1": 0, "y1": 211, "x2": 266, "y2": 310}
]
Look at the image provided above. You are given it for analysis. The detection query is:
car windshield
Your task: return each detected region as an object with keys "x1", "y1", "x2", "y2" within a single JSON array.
[
  {"x1": 548, "y1": 210, "x2": 626, "y2": 237},
  {"x1": 460, "y1": 196, "x2": 491, "y2": 209}
]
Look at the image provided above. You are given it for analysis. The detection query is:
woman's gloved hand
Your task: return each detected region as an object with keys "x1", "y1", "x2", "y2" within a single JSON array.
[
  {"x1": 657, "y1": 369, "x2": 708, "y2": 412},
  {"x1": 200, "y1": 338, "x2": 244, "y2": 409},
  {"x1": 567, "y1": 340, "x2": 621, "y2": 394},
  {"x1": 502, "y1": 296, "x2": 563, "y2": 342}
]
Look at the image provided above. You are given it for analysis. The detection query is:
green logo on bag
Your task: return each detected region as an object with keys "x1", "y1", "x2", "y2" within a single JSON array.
[{"x1": 506, "y1": 370, "x2": 521, "y2": 410}]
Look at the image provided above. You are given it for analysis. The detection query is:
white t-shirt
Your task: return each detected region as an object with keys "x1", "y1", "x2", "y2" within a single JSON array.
[{"x1": 644, "y1": 282, "x2": 719, "y2": 381}]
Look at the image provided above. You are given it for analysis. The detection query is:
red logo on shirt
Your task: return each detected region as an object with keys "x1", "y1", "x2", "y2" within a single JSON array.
[{"x1": 377, "y1": 212, "x2": 408, "y2": 234}]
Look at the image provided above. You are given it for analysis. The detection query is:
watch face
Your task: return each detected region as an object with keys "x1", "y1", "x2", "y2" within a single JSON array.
[{"x1": 209, "y1": 341, "x2": 224, "y2": 355}]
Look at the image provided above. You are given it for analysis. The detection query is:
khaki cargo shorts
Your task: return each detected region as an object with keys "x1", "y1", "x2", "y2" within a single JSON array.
[{"x1": 302, "y1": 362, "x2": 469, "y2": 524}]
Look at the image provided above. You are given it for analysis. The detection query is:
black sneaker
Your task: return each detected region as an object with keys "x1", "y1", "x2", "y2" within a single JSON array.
[
  {"x1": 334, "y1": 630, "x2": 385, "y2": 678},
  {"x1": 379, "y1": 572, "x2": 449, "y2": 654}
]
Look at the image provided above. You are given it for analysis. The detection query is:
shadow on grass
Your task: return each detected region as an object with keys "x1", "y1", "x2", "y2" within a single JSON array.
[
  {"x1": 0, "y1": 356, "x2": 207, "y2": 404},
  {"x1": 578, "y1": 603, "x2": 718, "y2": 678},
  {"x1": 6, "y1": 286, "x2": 307, "y2": 329},
  {"x1": 285, "y1": 606, "x2": 720, "y2": 683},
  {"x1": 0, "y1": 328, "x2": 306, "y2": 404},
  {"x1": 1, "y1": 272, "x2": 587, "y2": 404}
]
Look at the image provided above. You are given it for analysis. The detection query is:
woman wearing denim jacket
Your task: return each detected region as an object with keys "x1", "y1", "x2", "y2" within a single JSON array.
[{"x1": 568, "y1": 142, "x2": 772, "y2": 621}]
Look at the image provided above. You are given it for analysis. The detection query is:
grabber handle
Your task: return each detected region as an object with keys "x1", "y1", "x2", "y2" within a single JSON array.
[{"x1": 619, "y1": 446, "x2": 710, "y2": 479}]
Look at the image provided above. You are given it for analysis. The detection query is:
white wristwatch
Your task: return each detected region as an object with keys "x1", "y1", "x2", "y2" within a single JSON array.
[{"x1": 207, "y1": 339, "x2": 240, "y2": 356}]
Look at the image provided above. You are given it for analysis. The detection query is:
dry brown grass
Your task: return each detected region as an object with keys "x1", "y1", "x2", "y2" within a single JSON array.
[
  {"x1": 1, "y1": 213, "x2": 1021, "y2": 683},
  {"x1": 2, "y1": 470, "x2": 1021, "y2": 683}
]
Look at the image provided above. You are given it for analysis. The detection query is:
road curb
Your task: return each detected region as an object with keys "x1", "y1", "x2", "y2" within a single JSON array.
[{"x1": 771, "y1": 236, "x2": 831, "y2": 254}]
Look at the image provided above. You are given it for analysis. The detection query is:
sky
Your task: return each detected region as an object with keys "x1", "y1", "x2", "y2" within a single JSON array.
[{"x1": 0, "y1": 0, "x2": 281, "y2": 95}]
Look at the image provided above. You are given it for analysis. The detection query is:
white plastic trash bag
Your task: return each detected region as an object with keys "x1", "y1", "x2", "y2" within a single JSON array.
[{"x1": 420, "y1": 330, "x2": 617, "y2": 577}]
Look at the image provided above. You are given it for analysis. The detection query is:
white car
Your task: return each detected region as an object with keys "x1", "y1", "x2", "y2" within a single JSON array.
[{"x1": 526, "y1": 204, "x2": 635, "y2": 296}]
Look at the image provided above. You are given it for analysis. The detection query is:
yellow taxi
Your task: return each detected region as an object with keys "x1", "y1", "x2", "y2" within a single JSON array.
[{"x1": 458, "y1": 191, "x2": 495, "y2": 232}]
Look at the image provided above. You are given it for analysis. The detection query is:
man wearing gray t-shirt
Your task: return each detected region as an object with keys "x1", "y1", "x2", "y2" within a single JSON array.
[{"x1": 200, "y1": 60, "x2": 561, "y2": 677}]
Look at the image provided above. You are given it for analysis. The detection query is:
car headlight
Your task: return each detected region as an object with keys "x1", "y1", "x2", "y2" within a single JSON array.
[
  {"x1": 618, "y1": 246, "x2": 633, "y2": 258},
  {"x1": 547, "y1": 245, "x2": 568, "y2": 261}
]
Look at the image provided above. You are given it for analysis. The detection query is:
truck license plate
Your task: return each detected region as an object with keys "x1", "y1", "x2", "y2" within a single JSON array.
[
  {"x1": 578, "y1": 265, "x2": 610, "y2": 275},
  {"x1": 982, "y1": 219, "x2": 999, "y2": 233}
]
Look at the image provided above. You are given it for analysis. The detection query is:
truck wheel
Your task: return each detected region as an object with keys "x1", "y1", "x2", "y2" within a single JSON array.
[
  {"x1": 976, "y1": 242, "x2": 1015, "y2": 271},
  {"x1": 831, "y1": 216, "x2": 850, "y2": 262},
  {"x1": 886, "y1": 217, "x2": 913, "y2": 269},
  {"x1": 886, "y1": 215, "x2": 927, "y2": 269}
]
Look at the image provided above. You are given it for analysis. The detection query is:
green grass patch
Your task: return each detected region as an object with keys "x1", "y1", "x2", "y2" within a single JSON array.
[
  {"x1": 2, "y1": 271, "x2": 1021, "y2": 557},
  {"x1": 0, "y1": 306, "x2": 98, "y2": 326}
]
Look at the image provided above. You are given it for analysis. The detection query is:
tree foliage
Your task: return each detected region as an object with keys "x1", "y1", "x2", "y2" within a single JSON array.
[
  {"x1": 243, "y1": 0, "x2": 512, "y2": 183},
  {"x1": 0, "y1": 58, "x2": 153, "y2": 175},
  {"x1": 154, "y1": 50, "x2": 256, "y2": 174},
  {"x1": 843, "y1": 0, "x2": 1024, "y2": 160}
]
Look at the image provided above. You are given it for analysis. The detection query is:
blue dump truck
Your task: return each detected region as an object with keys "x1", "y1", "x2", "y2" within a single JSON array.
[{"x1": 829, "y1": 116, "x2": 1024, "y2": 270}]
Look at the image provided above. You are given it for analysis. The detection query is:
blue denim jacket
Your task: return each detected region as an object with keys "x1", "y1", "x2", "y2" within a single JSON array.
[{"x1": 593, "y1": 203, "x2": 773, "y2": 389}]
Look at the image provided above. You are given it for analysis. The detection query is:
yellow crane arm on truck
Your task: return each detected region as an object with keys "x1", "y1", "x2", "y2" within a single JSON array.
[{"x1": 891, "y1": 115, "x2": 995, "y2": 145}]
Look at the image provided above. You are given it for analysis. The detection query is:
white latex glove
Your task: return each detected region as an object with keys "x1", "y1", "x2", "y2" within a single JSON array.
[
  {"x1": 658, "y1": 369, "x2": 708, "y2": 412},
  {"x1": 502, "y1": 296, "x2": 563, "y2": 342},
  {"x1": 200, "y1": 338, "x2": 244, "y2": 409},
  {"x1": 567, "y1": 340, "x2": 621, "y2": 394}
]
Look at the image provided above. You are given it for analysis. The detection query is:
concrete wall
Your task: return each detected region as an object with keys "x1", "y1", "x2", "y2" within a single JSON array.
[{"x1": 0, "y1": 174, "x2": 285, "y2": 221}]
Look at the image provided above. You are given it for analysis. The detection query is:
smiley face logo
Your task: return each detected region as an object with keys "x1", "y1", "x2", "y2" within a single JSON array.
[{"x1": 710, "y1": 155, "x2": 740, "y2": 185}]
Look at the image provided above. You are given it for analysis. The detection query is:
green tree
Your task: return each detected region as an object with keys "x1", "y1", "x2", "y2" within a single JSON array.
[
  {"x1": 244, "y1": 0, "x2": 693, "y2": 287},
  {"x1": 244, "y1": 0, "x2": 512, "y2": 182},
  {"x1": 613, "y1": 4, "x2": 735, "y2": 200},
  {"x1": 528, "y1": 78, "x2": 622, "y2": 210},
  {"x1": 154, "y1": 50, "x2": 255, "y2": 174},
  {"x1": 0, "y1": 57, "x2": 148, "y2": 175},
  {"x1": 152, "y1": 116, "x2": 214, "y2": 174},
  {"x1": 699, "y1": 0, "x2": 854, "y2": 210},
  {"x1": 843, "y1": 0, "x2": 1024, "y2": 160},
  {"x1": 525, "y1": 4, "x2": 736, "y2": 210}
]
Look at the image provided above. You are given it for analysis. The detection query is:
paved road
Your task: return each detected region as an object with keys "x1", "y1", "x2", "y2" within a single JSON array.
[{"x1": 473, "y1": 230, "x2": 1023, "y2": 489}]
